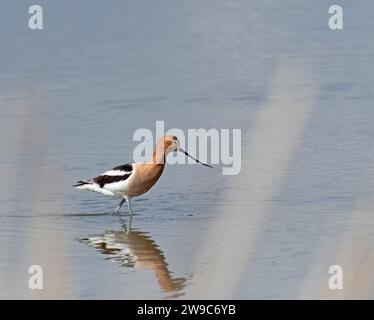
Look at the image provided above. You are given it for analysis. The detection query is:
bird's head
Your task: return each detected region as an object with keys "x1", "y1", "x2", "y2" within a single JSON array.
[
  {"x1": 155, "y1": 135, "x2": 212, "y2": 168},
  {"x1": 163, "y1": 135, "x2": 180, "y2": 154}
]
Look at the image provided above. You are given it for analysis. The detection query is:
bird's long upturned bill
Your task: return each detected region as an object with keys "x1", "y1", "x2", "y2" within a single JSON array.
[{"x1": 179, "y1": 148, "x2": 213, "y2": 168}]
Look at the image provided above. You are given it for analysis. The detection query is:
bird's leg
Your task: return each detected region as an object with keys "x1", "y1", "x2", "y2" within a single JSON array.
[
  {"x1": 126, "y1": 198, "x2": 134, "y2": 216},
  {"x1": 113, "y1": 198, "x2": 126, "y2": 215},
  {"x1": 127, "y1": 214, "x2": 133, "y2": 232}
]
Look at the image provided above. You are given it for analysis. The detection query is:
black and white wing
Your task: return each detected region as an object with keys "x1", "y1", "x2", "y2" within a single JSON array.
[
  {"x1": 74, "y1": 163, "x2": 133, "y2": 195},
  {"x1": 93, "y1": 163, "x2": 133, "y2": 188}
]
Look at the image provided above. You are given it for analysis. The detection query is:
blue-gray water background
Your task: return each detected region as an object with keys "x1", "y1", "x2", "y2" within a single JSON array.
[{"x1": 0, "y1": 1, "x2": 373, "y2": 299}]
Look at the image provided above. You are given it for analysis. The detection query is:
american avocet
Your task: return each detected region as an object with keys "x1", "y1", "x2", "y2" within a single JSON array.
[{"x1": 74, "y1": 135, "x2": 212, "y2": 215}]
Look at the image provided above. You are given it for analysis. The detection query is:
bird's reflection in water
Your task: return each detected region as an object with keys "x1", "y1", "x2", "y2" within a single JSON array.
[{"x1": 80, "y1": 216, "x2": 186, "y2": 296}]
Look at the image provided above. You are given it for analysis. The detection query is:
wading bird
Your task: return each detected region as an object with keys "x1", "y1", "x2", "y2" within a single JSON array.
[{"x1": 74, "y1": 135, "x2": 212, "y2": 215}]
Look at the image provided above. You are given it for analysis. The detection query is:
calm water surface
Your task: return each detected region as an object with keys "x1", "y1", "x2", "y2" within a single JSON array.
[{"x1": 0, "y1": 1, "x2": 373, "y2": 299}]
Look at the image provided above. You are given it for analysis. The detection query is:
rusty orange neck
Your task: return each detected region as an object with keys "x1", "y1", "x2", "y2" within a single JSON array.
[{"x1": 148, "y1": 139, "x2": 169, "y2": 166}]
